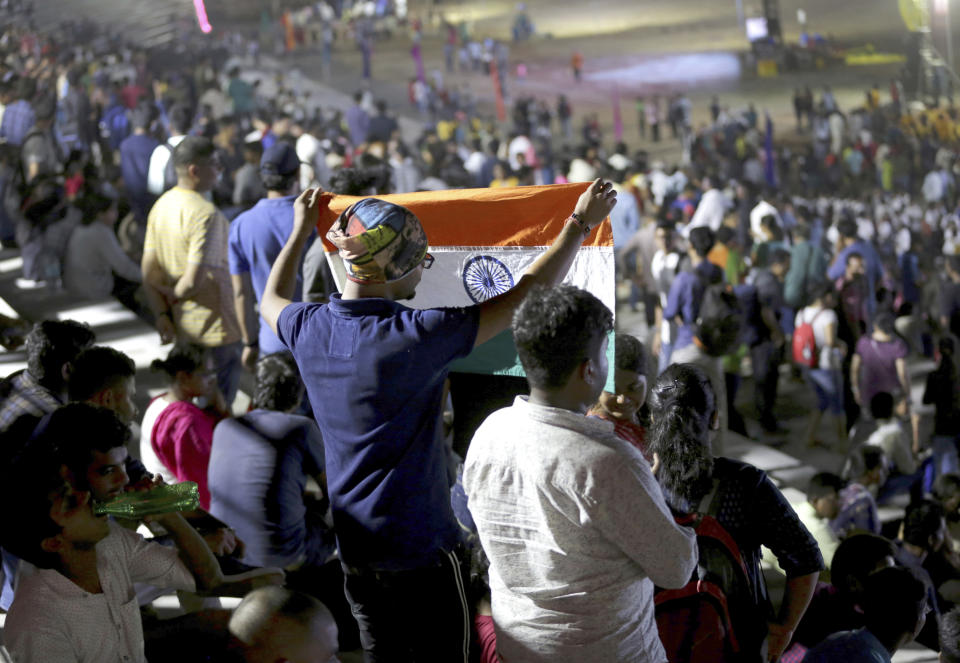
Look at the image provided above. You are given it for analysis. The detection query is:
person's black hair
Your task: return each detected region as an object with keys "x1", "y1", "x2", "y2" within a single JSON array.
[
  {"x1": 715, "y1": 226, "x2": 735, "y2": 245},
  {"x1": 16, "y1": 76, "x2": 35, "y2": 101},
  {"x1": 33, "y1": 93, "x2": 55, "y2": 121},
  {"x1": 25, "y1": 320, "x2": 96, "y2": 389},
  {"x1": 614, "y1": 333, "x2": 646, "y2": 374},
  {"x1": 168, "y1": 104, "x2": 194, "y2": 135},
  {"x1": 38, "y1": 403, "x2": 132, "y2": 492},
  {"x1": 328, "y1": 165, "x2": 391, "y2": 196},
  {"x1": 375, "y1": 99, "x2": 388, "y2": 114},
  {"x1": 262, "y1": 170, "x2": 298, "y2": 193},
  {"x1": 830, "y1": 533, "x2": 895, "y2": 596},
  {"x1": 689, "y1": 227, "x2": 715, "y2": 258},
  {"x1": 812, "y1": 281, "x2": 837, "y2": 303},
  {"x1": 760, "y1": 215, "x2": 784, "y2": 241},
  {"x1": 862, "y1": 445, "x2": 886, "y2": 472},
  {"x1": 873, "y1": 312, "x2": 896, "y2": 336},
  {"x1": 655, "y1": 219, "x2": 676, "y2": 233},
  {"x1": 150, "y1": 343, "x2": 206, "y2": 380},
  {"x1": 869, "y1": 391, "x2": 894, "y2": 420},
  {"x1": 807, "y1": 471, "x2": 844, "y2": 501},
  {"x1": 512, "y1": 285, "x2": 613, "y2": 390},
  {"x1": 794, "y1": 223, "x2": 812, "y2": 241},
  {"x1": 940, "y1": 335, "x2": 957, "y2": 358},
  {"x1": 252, "y1": 352, "x2": 305, "y2": 413},
  {"x1": 769, "y1": 248, "x2": 791, "y2": 267},
  {"x1": 649, "y1": 363, "x2": 716, "y2": 509},
  {"x1": 67, "y1": 346, "x2": 135, "y2": 403},
  {"x1": 845, "y1": 251, "x2": 864, "y2": 266},
  {"x1": 934, "y1": 473, "x2": 960, "y2": 508},
  {"x1": 243, "y1": 140, "x2": 264, "y2": 156},
  {"x1": 940, "y1": 607, "x2": 960, "y2": 663},
  {"x1": 173, "y1": 135, "x2": 215, "y2": 171},
  {"x1": 353, "y1": 91, "x2": 363, "y2": 103},
  {"x1": 0, "y1": 441, "x2": 68, "y2": 570},
  {"x1": 837, "y1": 218, "x2": 859, "y2": 239},
  {"x1": 902, "y1": 499, "x2": 945, "y2": 550},
  {"x1": 77, "y1": 191, "x2": 116, "y2": 226},
  {"x1": 862, "y1": 566, "x2": 927, "y2": 642}
]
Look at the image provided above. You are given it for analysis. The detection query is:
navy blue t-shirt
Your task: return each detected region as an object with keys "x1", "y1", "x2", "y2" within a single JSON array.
[
  {"x1": 277, "y1": 295, "x2": 480, "y2": 571},
  {"x1": 229, "y1": 196, "x2": 316, "y2": 354}
]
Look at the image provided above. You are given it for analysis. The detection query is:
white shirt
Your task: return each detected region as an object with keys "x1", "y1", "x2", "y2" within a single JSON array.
[
  {"x1": 749, "y1": 199, "x2": 782, "y2": 241},
  {"x1": 796, "y1": 502, "x2": 840, "y2": 571},
  {"x1": 146, "y1": 134, "x2": 186, "y2": 196},
  {"x1": 507, "y1": 134, "x2": 533, "y2": 171},
  {"x1": 5, "y1": 521, "x2": 195, "y2": 663},
  {"x1": 795, "y1": 305, "x2": 840, "y2": 370},
  {"x1": 866, "y1": 419, "x2": 916, "y2": 475},
  {"x1": 688, "y1": 188, "x2": 730, "y2": 233},
  {"x1": 464, "y1": 397, "x2": 697, "y2": 663}
]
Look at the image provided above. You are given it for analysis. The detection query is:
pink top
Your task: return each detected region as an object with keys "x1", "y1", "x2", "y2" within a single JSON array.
[{"x1": 151, "y1": 400, "x2": 221, "y2": 509}]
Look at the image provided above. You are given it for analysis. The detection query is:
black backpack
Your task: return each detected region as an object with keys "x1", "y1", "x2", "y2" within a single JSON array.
[
  {"x1": 694, "y1": 273, "x2": 743, "y2": 357},
  {"x1": 654, "y1": 481, "x2": 760, "y2": 663}
]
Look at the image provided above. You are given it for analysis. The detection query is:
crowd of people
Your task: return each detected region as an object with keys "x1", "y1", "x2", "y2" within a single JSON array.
[{"x1": 4, "y1": 1, "x2": 960, "y2": 662}]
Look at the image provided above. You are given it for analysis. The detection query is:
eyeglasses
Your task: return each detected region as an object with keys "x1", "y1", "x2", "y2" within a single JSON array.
[{"x1": 422, "y1": 252, "x2": 434, "y2": 269}]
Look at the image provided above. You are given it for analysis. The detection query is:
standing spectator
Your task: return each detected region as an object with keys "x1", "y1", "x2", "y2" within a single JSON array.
[
  {"x1": 570, "y1": 51, "x2": 583, "y2": 82},
  {"x1": 688, "y1": 176, "x2": 730, "y2": 232},
  {"x1": 227, "y1": 68, "x2": 255, "y2": 120},
  {"x1": 141, "y1": 136, "x2": 243, "y2": 404},
  {"x1": 57, "y1": 68, "x2": 92, "y2": 155},
  {"x1": 366, "y1": 99, "x2": 398, "y2": 144},
  {"x1": 259, "y1": 181, "x2": 616, "y2": 660},
  {"x1": 924, "y1": 336, "x2": 960, "y2": 477},
  {"x1": 942, "y1": 256, "x2": 960, "y2": 340},
  {"x1": 119, "y1": 105, "x2": 160, "y2": 222},
  {"x1": 796, "y1": 283, "x2": 846, "y2": 447},
  {"x1": 464, "y1": 285, "x2": 696, "y2": 661},
  {"x1": 587, "y1": 332, "x2": 651, "y2": 460},
  {"x1": 784, "y1": 222, "x2": 828, "y2": 311},
  {"x1": 649, "y1": 363, "x2": 823, "y2": 661},
  {"x1": 229, "y1": 142, "x2": 312, "y2": 372},
  {"x1": 557, "y1": 94, "x2": 572, "y2": 140},
  {"x1": 232, "y1": 140, "x2": 266, "y2": 210},
  {"x1": 345, "y1": 91, "x2": 369, "y2": 146},
  {"x1": 0, "y1": 76, "x2": 35, "y2": 147},
  {"x1": 827, "y1": 218, "x2": 883, "y2": 321},
  {"x1": 20, "y1": 95, "x2": 62, "y2": 186},
  {"x1": 752, "y1": 248, "x2": 791, "y2": 435},
  {"x1": 647, "y1": 95, "x2": 661, "y2": 142},
  {"x1": 850, "y1": 313, "x2": 909, "y2": 417},
  {"x1": 146, "y1": 105, "x2": 193, "y2": 197}
]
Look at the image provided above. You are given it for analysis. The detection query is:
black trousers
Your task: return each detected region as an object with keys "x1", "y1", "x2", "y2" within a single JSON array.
[{"x1": 343, "y1": 548, "x2": 471, "y2": 663}]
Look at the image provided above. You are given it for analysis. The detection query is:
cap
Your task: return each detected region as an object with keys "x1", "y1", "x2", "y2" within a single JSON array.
[
  {"x1": 326, "y1": 198, "x2": 429, "y2": 284},
  {"x1": 260, "y1": 142, "x2": 300, "y2": 177}
]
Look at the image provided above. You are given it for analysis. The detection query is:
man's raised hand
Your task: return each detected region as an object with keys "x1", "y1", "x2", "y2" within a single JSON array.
[
  {"x1": 292, "y1": 187, "x2": 324, "y2": 239},
  {"x1": 574, "y1": 178, "x2": 618, "y2": 229}
]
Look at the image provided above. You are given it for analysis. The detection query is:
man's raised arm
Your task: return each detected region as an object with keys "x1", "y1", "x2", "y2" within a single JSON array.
[
  {"x1": 262, "y1": 188, "x2": 322, "y2": 336},
  {"x1": 474, "y1": 179, "x2": 617, "y2": 346}
]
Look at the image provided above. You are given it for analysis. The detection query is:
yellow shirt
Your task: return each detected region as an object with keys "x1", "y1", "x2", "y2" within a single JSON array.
[{"x1": 144, "y1": 187, "x2": 240, "y2": 347}]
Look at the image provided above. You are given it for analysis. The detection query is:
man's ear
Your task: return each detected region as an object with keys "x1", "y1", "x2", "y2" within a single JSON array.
[
  {"x1": 61, "y1": 362, "x2": 72, "y2": 385},
  {"x1": 709, "y1": 408, "x2": 720, "y2": 431},
  {"x1": 40, "y1": 535, "x2": 64, "y2": 554},
  {"x1": 91, "y1": 388, "x2": 112, "y2": 410}
]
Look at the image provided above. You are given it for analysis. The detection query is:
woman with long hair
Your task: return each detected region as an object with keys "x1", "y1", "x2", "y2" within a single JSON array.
[{"x1": 649, "y1": 363, "x2": 823, "y2": 662}]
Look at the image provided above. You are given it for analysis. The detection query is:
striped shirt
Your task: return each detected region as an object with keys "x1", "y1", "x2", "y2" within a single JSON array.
[{"x1": 144, "y1": 187, "x2": 240, "y2": 347}]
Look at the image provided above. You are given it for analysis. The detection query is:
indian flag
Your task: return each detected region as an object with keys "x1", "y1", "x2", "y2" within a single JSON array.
[{"x1": 315, "y1": 182, "x2": 615, "y2": 377}]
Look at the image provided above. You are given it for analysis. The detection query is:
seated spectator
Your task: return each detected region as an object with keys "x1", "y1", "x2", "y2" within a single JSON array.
[
  {"x1": 800, "y1": 566, "x2": 928, "y2": 662},
  {"x1": 934, "y1": 474, "x2": 960, "y2": 529},
  {"x1": 587, "y1": 332, "x2": 651, "y2": 461},
  {"x1": 865, "y1": 392, "x2": 919, "y2": 500},
  {"x1": 832, "y1": 445, "x2": 884, "y2": 537},
  {"x1": 227, "y1": 587, "x2": 339, "y2": 663},
  {"x1": 801, "y1": 472, "x2": 844, "y2": 571},
  {"x1": 67, "y1": 345, "x2": 139, "y2": 427},
  {"x1": 787, "y1": 533, "x2": 896, "y2": 656},
  {"x1": 464, "y1": 285, "x2": 697, "y2": 661},
  {"x1": 0, "y1": 319, "x2": 95, "y2": 438},
  {"x1": 924, "y1": 336, "x2": 960, "y2": 478},
  {"x1": 896, "y1": 500, "x2": 945, "y2": 628},
  {"x1": 208, "y1": 353, "x2": 356, "y2": 649},
  {"x1": 0, "y1": 415, "x2": 225, "y2": 662},
  {"x1": 649, "y1": 363, "x2": 824, "y2": 661},
  {"x1": 942, "y1": 607, "x2": 960, "y2": 663},
  {"x1": 63, "y1": 191, "x2": 153, "y2": 324},
  {"x1": 140, "y1": 344, "x2": 231, "y2": 509}
]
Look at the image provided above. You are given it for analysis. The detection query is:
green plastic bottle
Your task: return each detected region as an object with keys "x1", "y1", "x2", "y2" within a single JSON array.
[{"x1": 92, "y1": 481, "x2": 200, "y2": 518}]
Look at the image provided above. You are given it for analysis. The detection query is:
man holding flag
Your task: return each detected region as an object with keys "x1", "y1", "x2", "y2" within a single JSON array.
[{"x1": 261, "y1": 180, "x2": 617, "y2": 661}]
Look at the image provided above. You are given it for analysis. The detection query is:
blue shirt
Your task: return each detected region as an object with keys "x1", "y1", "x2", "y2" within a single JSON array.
[
  {"x1": 0, "y1": 100, "x2": 34, "y2": 147},
  {"x1": 801, "y1": 628, "x2": 890, "y2": 663},
  {"x1": 610, "y1": 190, "x2": 640, "y2": 251},
  {"x1": 827, "y1": 240, "x2": 882, "y2": 317},
  {"x1": 208, "y1": 410, "x2": 331, "y2": 569},
  {"x1": 228, "y1": 196, "x2": 315, "y2": 354},
  {"x1": 663, "y1": 260, "x2": 724, "y2": 350},
  {"x1": 277, "y1": 296, "x2": 480, "y2": 570},
  {"x1": 119, "y1": 133, "x2": 160, "y2": 196}
]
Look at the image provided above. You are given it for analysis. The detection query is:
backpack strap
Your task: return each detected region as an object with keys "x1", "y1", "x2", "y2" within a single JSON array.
[{"x1": 697, "y1": 477, "x2": 721, "y2": 517}]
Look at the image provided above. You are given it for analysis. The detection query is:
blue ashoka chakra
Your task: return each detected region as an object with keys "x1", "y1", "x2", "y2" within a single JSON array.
[{"x1": 462, "y1": 255, "x2": 515, "y2": 304}]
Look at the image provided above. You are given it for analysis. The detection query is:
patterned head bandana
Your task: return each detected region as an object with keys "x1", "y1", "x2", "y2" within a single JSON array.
[{"x1": 326, "y1": 197, "x2": 429, "y2": 284}]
